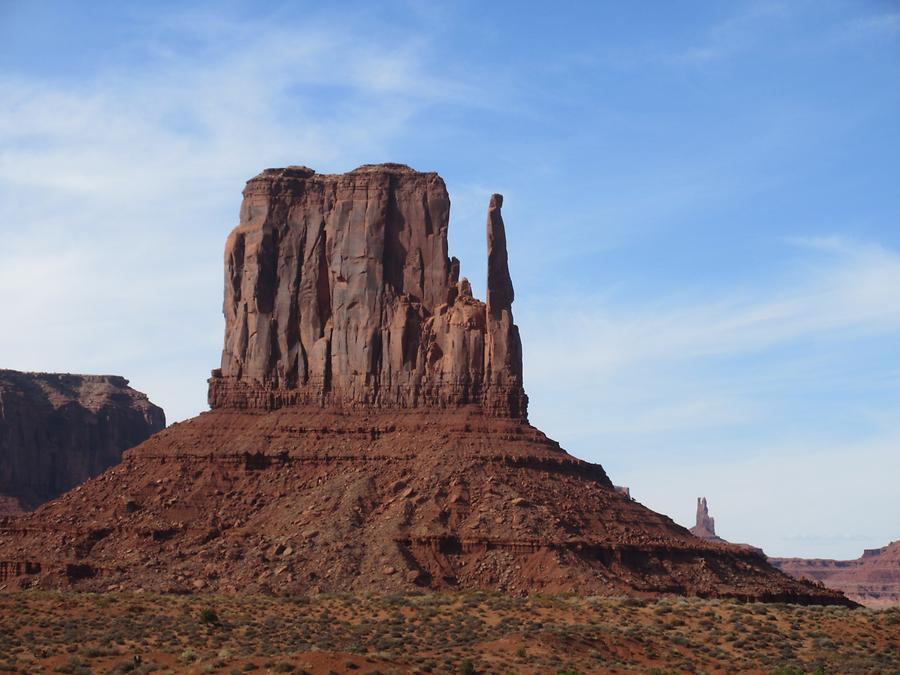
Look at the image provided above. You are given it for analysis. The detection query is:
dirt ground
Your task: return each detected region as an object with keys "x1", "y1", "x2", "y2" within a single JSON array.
[{"x1": 0, "y1": 592, "x2": 896, "y2": 674}]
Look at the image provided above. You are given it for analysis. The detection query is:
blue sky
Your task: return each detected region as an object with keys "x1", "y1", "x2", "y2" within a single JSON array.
[{"x1": 1, "y1": 1, "x2": 898, "y2": 558}]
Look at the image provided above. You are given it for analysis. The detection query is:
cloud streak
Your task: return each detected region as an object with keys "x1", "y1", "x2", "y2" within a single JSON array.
[
  {"x1": 518, "y1": 235, "x2": 900, "y2": 557},
  {"x1": 0, "y1": 9, "x2": 482, "y2": 422}
]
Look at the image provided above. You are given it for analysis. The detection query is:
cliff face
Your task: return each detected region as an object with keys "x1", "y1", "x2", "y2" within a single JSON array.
[
  {"x1": 209, "y1": 164, "x2": 526, "y2": 418},
  {"x1": 771, "y1": 541, "x2": 900, "y2": 608},
  {"x1": 0, "y1": 370, "x2": 165, "y2": 513}
]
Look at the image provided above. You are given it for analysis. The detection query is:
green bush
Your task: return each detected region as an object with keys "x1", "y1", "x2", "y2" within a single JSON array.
[{"x1": 199, "y1": 608, "x2": 219, "y2": 625}]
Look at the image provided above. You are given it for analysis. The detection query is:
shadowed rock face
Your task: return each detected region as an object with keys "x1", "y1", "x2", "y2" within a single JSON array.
[
  {"x1": 0, "y1": 370, "x2": 165, "y2": 514},
  {"x1": 208, "y1": 164, "x2": 527, "y2": 418}
]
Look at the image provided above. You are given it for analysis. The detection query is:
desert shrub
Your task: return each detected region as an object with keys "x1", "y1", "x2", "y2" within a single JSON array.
[
  {"x1": 457, "y1": 659, "x2": 475, "y2": 675},
  {"x1": 198, "y1": 608, "x2": 219, "y2": 625},
  {"x1": 53, "y1": 656, "x2": 90, "y2": 674},
  {"x1": 770, "y1": 666, "x2": 803, "y2": 675}
]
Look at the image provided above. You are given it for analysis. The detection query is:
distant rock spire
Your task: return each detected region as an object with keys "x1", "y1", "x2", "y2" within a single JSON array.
[
  {"x1": 690, "y1": 497, "x2": 718, "y2": 539},
  {"x1": 486, "y1": 194, "x2": 513, "y2": 316}
]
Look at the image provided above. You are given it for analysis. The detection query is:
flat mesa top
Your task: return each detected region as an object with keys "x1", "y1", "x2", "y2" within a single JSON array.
[
  {"x1": 254, "y1": 163, "x2": 434, "y2": 182},
  {"x1": 0, "y1": 369, "x2": 130, "y2": 386}
]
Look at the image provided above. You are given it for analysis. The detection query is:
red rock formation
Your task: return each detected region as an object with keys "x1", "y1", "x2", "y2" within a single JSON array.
[
  {"x1": 688, "y1": 497, "x2": 764, "y2": 555},
  {"x1": 208, "y1": 164, "x2": 526, "y2": 418},
  {"x1": 0, "y1": 165, "x2": 850, "y2": 605},
  {"x1": 771, "y1": 541, "x2": 900, "y2": 608},
  {"x1": 0, "y1": 370, "x2": 164, "y2": 514},
  {"x1": 689, "y1": 497, "x2": 723, "y2": 543}
]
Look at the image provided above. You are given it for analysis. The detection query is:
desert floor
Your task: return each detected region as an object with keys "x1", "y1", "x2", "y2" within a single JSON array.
[{"x1": 0, "y1": 592, "x2": 896, "y2": 674}]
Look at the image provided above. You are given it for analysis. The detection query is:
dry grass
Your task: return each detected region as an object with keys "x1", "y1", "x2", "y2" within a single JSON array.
[{"x1": 0, "y1": 592, "x2": 895, "y2": 673}]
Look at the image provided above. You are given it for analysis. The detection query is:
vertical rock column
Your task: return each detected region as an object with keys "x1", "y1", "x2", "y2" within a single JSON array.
[{"x1": 484, "y1": 194, "x2": 527, "y2": 417}]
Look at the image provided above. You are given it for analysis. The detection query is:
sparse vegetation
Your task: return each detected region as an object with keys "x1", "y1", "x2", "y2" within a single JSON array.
[{"x1": 0, "y1": 592, "x2": 894, "y2": 673}]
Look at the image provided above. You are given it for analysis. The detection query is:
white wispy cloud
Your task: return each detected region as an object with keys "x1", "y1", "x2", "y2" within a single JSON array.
[
  {"x1": 517, "y1": 235, "x2": 900, "y2": 557},
  {"x1": 522, "y1": 236, "x2": 900, "y2": 385},
  {"x1": 0, "y1": 9, "x2": 481, "y2": 422}
]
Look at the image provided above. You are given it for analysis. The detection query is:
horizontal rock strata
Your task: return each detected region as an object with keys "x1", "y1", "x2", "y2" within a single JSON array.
[{"x1": 0, "y1": 407, "x2": 850, "y2": 603}]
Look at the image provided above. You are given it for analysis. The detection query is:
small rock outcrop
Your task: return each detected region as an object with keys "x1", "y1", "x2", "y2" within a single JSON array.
[
  {"x1": 0, "y1": 370, "x2": 165, "y2": 514},
  {"x1": 771, "y1": 541, "x2": 900, "y2": 608},
  {"x1": 209, "y1": 164, "x2": 526, "y2": 418}
]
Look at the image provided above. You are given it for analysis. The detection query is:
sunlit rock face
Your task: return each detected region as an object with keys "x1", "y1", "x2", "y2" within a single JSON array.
[{"x1": 209, "y1": 164, "x2": 527, "y2": 418}]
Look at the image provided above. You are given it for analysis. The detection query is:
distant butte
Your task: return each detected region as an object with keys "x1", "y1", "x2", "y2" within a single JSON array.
[
  {"x1": 0, "y1": 370, "x2": 164, "y2": 515},
  {"x1": 0, "y1": 165, "x2": 851, "y2": 604}
]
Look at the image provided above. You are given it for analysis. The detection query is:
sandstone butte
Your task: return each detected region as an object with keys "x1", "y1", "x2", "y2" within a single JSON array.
[
  {"x1": 0, "y1": 370, "x2": 165, "y2": 516},
  {"x1": 771, "y1": 541, "x2": 900, "y2": 608},
  {"x1": 0, "y1": 164, "x2": 852, "y2": 604}
]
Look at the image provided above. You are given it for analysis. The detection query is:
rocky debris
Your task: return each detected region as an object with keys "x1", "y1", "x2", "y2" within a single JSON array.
[
  {"x1": 0, "y1": 370, "x2": 164, "y2": 514},
  {"x1": 689, "y1": 497, "x2": 722, "y2": 542},
  {"x1": 209, "y1": 164, "x2": 527, "y2": 418},
  {"x1": 0, "y1": 165, "x2": 852, "y2": 605},
  {"x1": 771, "y1": 541, "x2": 900, "y2": 608}
]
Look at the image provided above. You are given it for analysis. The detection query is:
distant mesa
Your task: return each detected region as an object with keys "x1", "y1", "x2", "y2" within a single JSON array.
[
  {"x1": 771, "y1": 541, "x2": 900, "y2": 608},
  {"x1": 0, "y1": 165, "x2": 851, "y2": 605},
  {"x1": 0, "y1": 370, "x2": 165, "y2": 515}
]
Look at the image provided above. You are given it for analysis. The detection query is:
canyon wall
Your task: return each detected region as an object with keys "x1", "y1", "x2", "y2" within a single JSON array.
[{"x1": 0, "y1": 370, "x2": 165, "y2": 513}]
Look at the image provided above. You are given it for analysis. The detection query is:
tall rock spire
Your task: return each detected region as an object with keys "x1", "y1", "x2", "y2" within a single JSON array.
[
  {"x1": 690, "y1": 497, "x2": 718, "y2": 540},
  {"x1": 484, "y1": 193, "x2": 527, "y2": 417},
  {"x1": 486, "y1": 194, "x2": 513, "y2": 315}
]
